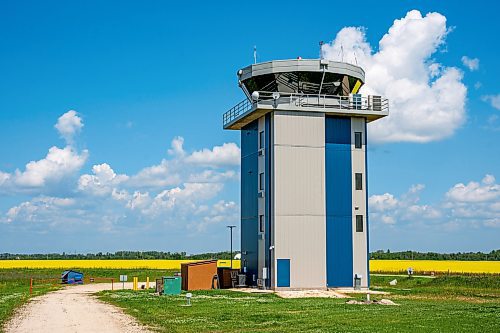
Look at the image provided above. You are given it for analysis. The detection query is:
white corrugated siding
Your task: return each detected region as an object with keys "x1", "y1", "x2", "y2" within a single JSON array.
[{"x1": 273, "y1": 111, "x2": 326, "y2": 288}]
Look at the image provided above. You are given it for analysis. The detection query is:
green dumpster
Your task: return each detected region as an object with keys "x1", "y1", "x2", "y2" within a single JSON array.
[{"x1": 163, "y1": 276, "x2": 182, "y2": 295}]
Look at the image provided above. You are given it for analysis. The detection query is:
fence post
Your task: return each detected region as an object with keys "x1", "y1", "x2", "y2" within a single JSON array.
[
  {"x1": 133, "y1": 277, "x2": 138, "y2": 291},
  {"x1": 111, "y1": 278, "x2": 114, "y2": 291},
  {"x1": 146, "y1": 277, "x2": 150, "y2": 289},
  {"x1": 29, "y1": 278, "x2": 33, "y2": 294}
]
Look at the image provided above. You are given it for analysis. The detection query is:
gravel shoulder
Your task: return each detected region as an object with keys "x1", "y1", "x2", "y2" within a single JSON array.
[{"x1": 4, "y1": 283, "x2": 152, "y2": 333}]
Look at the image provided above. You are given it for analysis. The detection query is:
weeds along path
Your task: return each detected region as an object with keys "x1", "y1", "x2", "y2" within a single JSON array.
[{"x1": 4, "y1": 283, "x2": 151, "y2": 333}]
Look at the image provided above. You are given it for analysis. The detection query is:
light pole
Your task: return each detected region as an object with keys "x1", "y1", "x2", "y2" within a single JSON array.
[{"x1": 227, "y1": 225, "x2": 236, "y2": 269}]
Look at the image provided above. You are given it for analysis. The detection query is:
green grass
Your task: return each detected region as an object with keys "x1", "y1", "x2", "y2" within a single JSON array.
[
  {"x1": 0, "y1": 270, "x2": 60, "y2": 329},
  {"x1": 1, "y1": 270, "x2": 499, "y2": 333},
  {"x1": 97, "y1": 275, "x2": 500, "y2": 333},
  {"x1": 0, "y1": 268, "x2": 176, "y2": 330}
]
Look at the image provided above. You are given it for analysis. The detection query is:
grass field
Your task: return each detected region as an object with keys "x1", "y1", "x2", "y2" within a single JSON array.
[
  {"x1": 1, "y1": 259, "x2": 498, "y2": 274},
  {"x1": 1, "y1": 269, "x2": 499, "y2": 332},
  {"x1": 0, "y1": 268, "x2": 175, "y2": 330},
  {"x1": 97, "y1": 275, "x2": 500, "y2": 333}
]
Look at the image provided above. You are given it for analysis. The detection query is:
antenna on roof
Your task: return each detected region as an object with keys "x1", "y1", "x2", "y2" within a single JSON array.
[
  {"x1": 354, "y1": 51, "x2": 358, "y2": 65},
  {"x1": 253, "y1": 46, "x2": 257, "y2": 64},
  {"x1": 341, "y1": 44, "x2": 344, "y2": 62},
  {"x1": 319, "y1": 41, "x2": 324, "y2": 59}
]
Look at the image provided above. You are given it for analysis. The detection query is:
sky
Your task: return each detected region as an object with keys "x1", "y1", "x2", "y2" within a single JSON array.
[{"x1": 0, "y1": 1, "x2": 498, "y2": 254}]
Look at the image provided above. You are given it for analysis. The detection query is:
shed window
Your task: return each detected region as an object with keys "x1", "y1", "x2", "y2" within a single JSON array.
[
  {"x1": 356, "y1": 215, "x2": 364, "y2": 232},
  {"x1": 259, "y1": 172, "x2": 264, "y2": 191},
  {"x1": 259, "y1": 131, "x2": 265, "y2": 149},
  {"x1": 259, "y1": 215, "x2": 264, "y2": 233},
  {"x1": 355, "y1": 173, "x2": 363, "y2": 190},
  {"x1": 355, "y1": 132, "x2": 362, "y2": 149}
]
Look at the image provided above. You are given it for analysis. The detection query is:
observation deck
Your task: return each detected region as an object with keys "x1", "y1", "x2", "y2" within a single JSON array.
[{"x1": 223, "y1": 59, "x2": 388, "y2": 130}]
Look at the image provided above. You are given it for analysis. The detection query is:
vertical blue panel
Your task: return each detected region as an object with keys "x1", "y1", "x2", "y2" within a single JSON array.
[
  {"x1": 326, "y1": 116, "x2": 353, "y2": 287},
  {"x1": 277, "y1": 259, "x2": 290, "y2": 287},
  {"x1": 326, "y1": 116, "x2": 351, "y2": 144},
  {"x1": 264, "y1": 114, "x2": 271, "y2": 288},
  {"x1": 241, "y1": 120, "x2": 259, "y2": 282}
]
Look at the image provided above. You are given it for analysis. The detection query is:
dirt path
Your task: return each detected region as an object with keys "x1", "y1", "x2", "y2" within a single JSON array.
[{"x1": 4, "y1": 283, "x2": 152, "y2": 333}]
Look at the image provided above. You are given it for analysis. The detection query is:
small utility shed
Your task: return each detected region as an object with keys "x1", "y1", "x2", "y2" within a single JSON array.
[
  {"x1": 61, "y1": 270, "x2": 84, "y2": 284},
  {"x1": 181, "y1": 260, "x2": 218, "y2": 291}
]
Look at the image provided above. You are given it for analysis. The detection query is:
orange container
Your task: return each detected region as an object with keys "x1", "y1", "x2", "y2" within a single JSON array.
[{"x1": 181, "y1": 260, "x2": 218, "y2": 291}]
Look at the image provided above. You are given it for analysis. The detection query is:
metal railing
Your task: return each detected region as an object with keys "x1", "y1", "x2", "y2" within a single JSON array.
[
  {"x1": 222, "y1": 98, "x2": 253, "y2": 127},
  {"x1": 223, "y1": 91, "x2": 388, "y2": 127}
]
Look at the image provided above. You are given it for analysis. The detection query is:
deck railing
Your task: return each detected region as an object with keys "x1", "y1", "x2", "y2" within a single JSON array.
[{"x1": 223, "y1": 91, "x2": 388, "y2": 127}]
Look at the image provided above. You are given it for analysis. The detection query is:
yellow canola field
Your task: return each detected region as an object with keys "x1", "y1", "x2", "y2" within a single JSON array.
[
  {"x1": 0, "y1": 259, "x2": 498, "y2": 274},
  {"x1": 0, "y1": 259, "x2": 241, "y2": 270},
  {"x1": 370, "y1": 260, "x2": 500, "y2": 274}
]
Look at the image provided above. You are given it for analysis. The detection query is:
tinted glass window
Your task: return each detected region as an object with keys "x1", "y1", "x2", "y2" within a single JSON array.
[
  {"x1": 355, "y1": 132, "x2": 362, "y2": 148},
  {"x1": 356, "y1": 215, "x2": 363, "y2": 232},
  {"x1": 355, "y1": 173, "x2": 363, "y2": 190}
]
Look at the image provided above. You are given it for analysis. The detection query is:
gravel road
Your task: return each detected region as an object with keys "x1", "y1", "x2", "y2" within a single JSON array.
[{"x1": 4, "y1": 283, "x2": 152, "y2": 333}]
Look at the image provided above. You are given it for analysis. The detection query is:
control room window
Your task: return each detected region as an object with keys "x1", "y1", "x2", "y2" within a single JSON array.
[
  {"x1": 356, "y1": 215, "x2": 364, "y2": 232},
  {"x1": 355, "y1": 173, "x2": 363, "y2": 190},
  {"x1": 259, "y1": 215, "x2": 265, "y2": 233},
  {"x1": 259, "y1": 131, "x2": 264, "y2": 149},
  {"x1": 259, "y1": 172, "x2": 264, "y2": 191},
  {"x1": 355, "y1": 132, "x2": 362, "y2": 149}
]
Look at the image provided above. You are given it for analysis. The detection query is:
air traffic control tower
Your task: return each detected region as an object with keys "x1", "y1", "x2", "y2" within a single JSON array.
[{"x1": 223, "y1": 59, "x2": 388, "y2": 289}]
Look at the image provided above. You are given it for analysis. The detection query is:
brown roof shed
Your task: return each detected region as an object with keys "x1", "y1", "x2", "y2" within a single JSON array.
[{"x1": 181, "y1": 260, "x2": 218, "y2": 291}]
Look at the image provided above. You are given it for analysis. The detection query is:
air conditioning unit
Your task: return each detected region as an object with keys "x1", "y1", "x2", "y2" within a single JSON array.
[{"x1": 371, "y1": 95, "x2": 382, "y2": 111}]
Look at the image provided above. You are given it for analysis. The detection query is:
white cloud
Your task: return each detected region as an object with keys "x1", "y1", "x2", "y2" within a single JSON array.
[
  {"x1": 12, "y1": 146, "x2": 88, "y2": 188},
  {"x1": 78, "y1": 163, "x2": 129, "y2": 196},
  {"x1": 54, "y1": 110, "x2": 83, "y2": 144},
  {"x1": 461, "y1": 56, "x2": 479, "y2": 71},
  {"x1": 481, "y1": 94, "x2": 500, "y2": 110},
  {"x1": 368, "y1": 193, "x2": 398, "y2": 212},
  {"x1": 127, "y1": 159, "x2": 181, "y2": 188},
  {"x1": 126, "y1": 191, "x2": 151, "y2": 210},
  {"x1": 189, "y1": 200, "x2": 238, "y2": 232},
  {"x1": 0, "y1": 111, "x2": 88, "y2": 192},
  {"x1": 168, "y1": 136, "x2": 185, "y2": 156},
  {"x1": 188, "y1": 170, "x2": 238, "y2": 183},
  {"x1": 446, "y1": 175, "x2": 499, "y2": 203},
  {"x1": 370, "y1": 175, "x2": 500, "y2": 230},
  {"x1": 142, "y1": 182, "x2": 224, "y2": 218},
  {"x1": 186, "y1": 143, "x2": 240, "y2": 167},
  {"x1": 0, "y1": 172, "x2": 10, "y2": 186},
  {"x1": 1, "y1": 113, "x2": 241, "y2": 238},
  {"x1": 322, "y1": 10, "x2": 467, "y2": 143},
  {"x1": 4, "y1": 196, "x2": 75, "y2": 224}
]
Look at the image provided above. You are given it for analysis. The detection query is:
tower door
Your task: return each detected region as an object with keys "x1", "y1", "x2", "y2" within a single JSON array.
[{"x1": 277, "y1": 259, "x2": 290, "y2": 287}]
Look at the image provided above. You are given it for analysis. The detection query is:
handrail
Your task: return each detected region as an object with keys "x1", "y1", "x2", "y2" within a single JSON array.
[
  {"x1": 223, "y1": 91, "x2": 388, "y2": 127},
  {"x1": 222, "y1": 98, "x2": 253, "y2": 127}
]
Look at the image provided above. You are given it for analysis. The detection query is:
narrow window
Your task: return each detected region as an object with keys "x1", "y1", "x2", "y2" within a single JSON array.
[
  {"x1": 259, "y1": 131, "x2": 265, "y2": 149},
  {"x1": 355, "y1": 173, "x2": 363, "y2": 190},
  {"x1": 259, "y1": 215, "x2": 265, "y2": 233},
  {"x1": 259, "y1": 172, "x2": 264, "y2": 191},
  {"x1": 355, "y1": 132, "x2": 362, "y2": 149},
  {"x1": 356, "y1": 215, "x2": 364, "y2": 232}
]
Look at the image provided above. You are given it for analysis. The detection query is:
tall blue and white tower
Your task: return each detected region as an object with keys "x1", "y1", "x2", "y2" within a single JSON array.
[{"x1": 223, "y1": 59, "x2": 388, "y2": 289}]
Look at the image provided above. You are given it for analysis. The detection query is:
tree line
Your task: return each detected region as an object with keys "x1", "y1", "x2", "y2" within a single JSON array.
[
  {"x1": 0, "y1": 251, "x2": 234, "y2": 260},
  {"x1": 370, "y1": 249, "x2": 500, "y2": 261},
  {"x1": 0, "y1": 250, "x2": 499, "y2": 260}
]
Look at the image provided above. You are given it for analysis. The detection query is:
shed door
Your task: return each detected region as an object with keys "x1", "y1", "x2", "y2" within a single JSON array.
[{"x1": 277, "y1": 259, "x2": 290, "y2": 287}]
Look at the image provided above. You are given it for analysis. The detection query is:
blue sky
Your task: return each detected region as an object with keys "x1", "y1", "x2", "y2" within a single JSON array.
[{"x1": 0, "y1": 1, "x2": 498, "y2": 254}]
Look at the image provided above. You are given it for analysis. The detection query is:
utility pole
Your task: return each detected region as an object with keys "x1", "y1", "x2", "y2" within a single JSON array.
[{"x1": 227, "y1": 225, "x2": 236, "y2": 269}]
